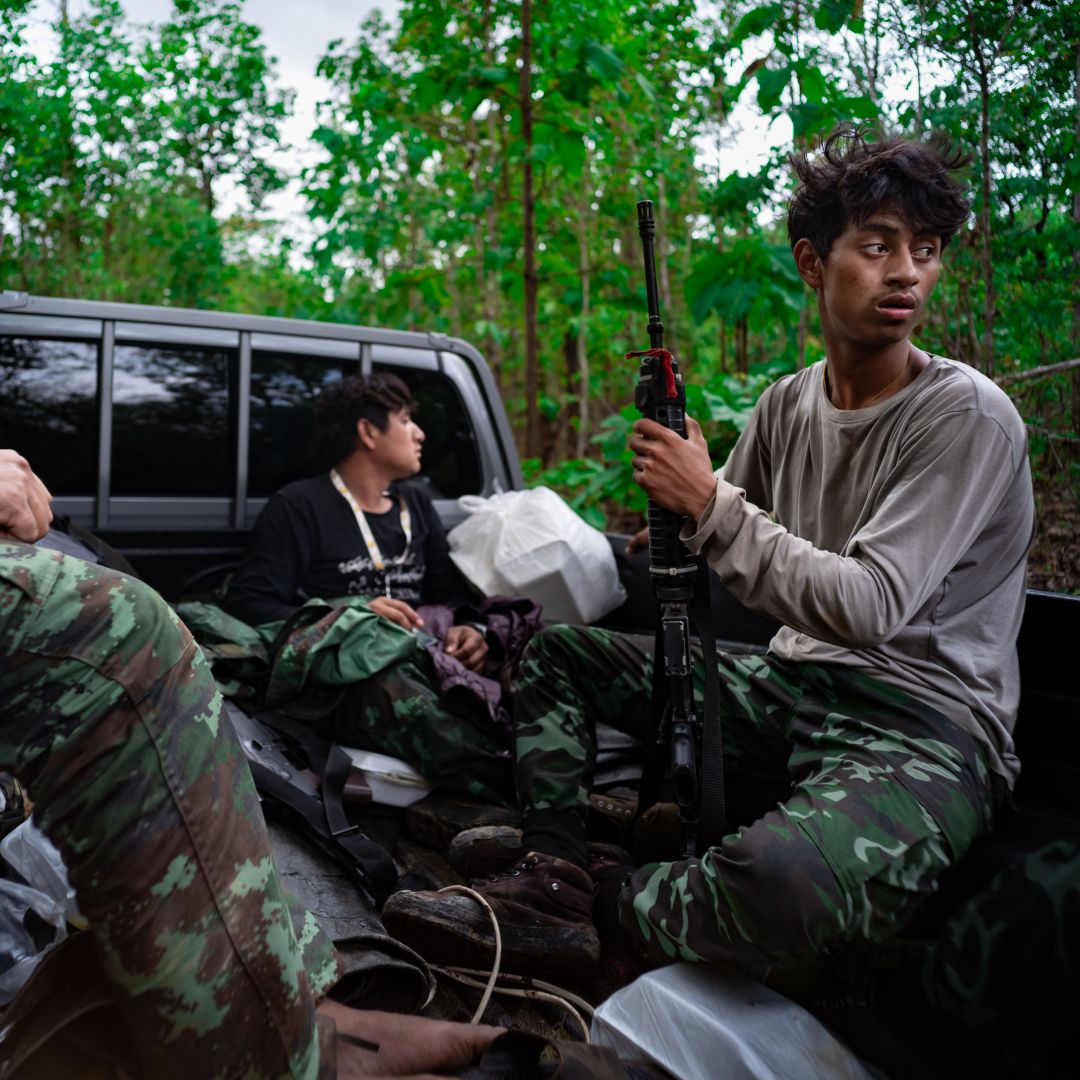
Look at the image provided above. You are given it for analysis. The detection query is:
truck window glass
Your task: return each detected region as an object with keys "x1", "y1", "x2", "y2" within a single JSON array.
[
  {"x1": 373, "y1": 364, "x2": 482, "y2": 499},
  {"x1": 0, "y1": 335, "x2": 97, "y2": 496},
  {"x1": 111, "y1": 344, "x2": 235, "y2": 497},
  {"x1": 248, "y1": 352, "x2": 361, "y2": 497}
]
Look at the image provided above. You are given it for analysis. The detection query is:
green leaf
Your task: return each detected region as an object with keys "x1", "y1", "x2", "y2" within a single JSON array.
[
  {"x1": 813, "y1": 0, "x2": 856, "y2": 34},
  {"x1": 539, "y1": 394, "x2": 560, "y2": 421},
  {"x1": 731, "y1": 3, "x2": 785, "y2": 47},
  {"x1": 583, "y1": 41, "x2": 623, "y2": 82},
  {"x1": 789, "y1": 101, "x2": 827, "y2": 139},
  {"x1": 797, "y1": 63, "x2": 828, "y2": 105},
  {"x1": 633, "y1": 72, "x2": 657, "y2": 103},
  {"x1": 755, "y1": 65, "x2": 790, "y2": 113},
  {"x1": 471, "y1": 65, "x2": 512, "y2": 85}
]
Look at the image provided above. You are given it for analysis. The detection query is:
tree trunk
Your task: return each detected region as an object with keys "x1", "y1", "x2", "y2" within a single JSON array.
[
  {"x1": 736, "y1": 316, "x2": 748, "y2": 375},
  {"x1": 974, "y1": 28, "x2": 995, "y2": 378},
  {"x1": 1073, "y1": 45, "x2": 1079, "y2": 441},
  {"x1": 575, "y1": 138, "x2": 591, "y2": 457},
  {"x1": 520, "y1": 0, "x2": 540, "y2": 460},
  {"x1": 482, "y1": 0, "x2": 503, "y2": 389}
]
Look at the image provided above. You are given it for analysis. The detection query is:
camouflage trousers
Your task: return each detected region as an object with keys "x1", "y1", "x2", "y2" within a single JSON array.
[
  {"x1": 910, "y1": 837, "x2": 1080, "y2": 1076},
  {"x1": 512, "y1": 624, "x2": 1000, "y2": 981},
  {"x1": 338, "y1": 655, "x2": 515, "y2": 807},
  {"x1": 0, "y1": 542, "x2": 338, "y2": 1080}
]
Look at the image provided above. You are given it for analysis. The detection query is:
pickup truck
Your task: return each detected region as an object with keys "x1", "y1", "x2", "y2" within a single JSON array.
[{"x1": 3, "y1": 291, "x2": 1078, "y2": 1061}]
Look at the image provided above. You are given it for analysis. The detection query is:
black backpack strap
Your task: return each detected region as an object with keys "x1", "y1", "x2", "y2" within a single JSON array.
[{"x1": 241, "y1": 708, "x2": 399, "y2": 903}]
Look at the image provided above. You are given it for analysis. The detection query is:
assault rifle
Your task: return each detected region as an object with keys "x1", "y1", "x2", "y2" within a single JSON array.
[{"x1": 630, "y1": 200, "x2": 725, "y2": 858}]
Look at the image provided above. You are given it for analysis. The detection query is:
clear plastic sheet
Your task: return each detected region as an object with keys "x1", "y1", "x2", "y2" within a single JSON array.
[
  {"x1": 0, "y1": 877, "x2": 68, "y2": 1004},
  {"x1": 1, "y1": 816, "x2": 84, "y2": 928},
  {"x1": 591, "y1": 963, "x2": 882, "y2": 1080}
]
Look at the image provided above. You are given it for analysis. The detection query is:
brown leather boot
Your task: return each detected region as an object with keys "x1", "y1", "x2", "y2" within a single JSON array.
[
  {"x1": 382, "y1": 852, "x2": 600, "y2": 978},
  {"x1": 447, "y1": 824, "x2": 631, "y2": 879}
]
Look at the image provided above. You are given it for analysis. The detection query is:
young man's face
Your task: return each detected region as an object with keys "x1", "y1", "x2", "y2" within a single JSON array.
[
  {"x1": 367, "y1": 408, "x2": 425, "y2": 478},
  {"x1": 801, "y1": 211, "x2": 942, "y2": 353}
]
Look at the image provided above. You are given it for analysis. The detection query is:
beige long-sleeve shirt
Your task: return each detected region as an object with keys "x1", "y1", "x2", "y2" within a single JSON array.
[{"x1": 683, "y1": 355, "x2": 1034, "y2": 786}]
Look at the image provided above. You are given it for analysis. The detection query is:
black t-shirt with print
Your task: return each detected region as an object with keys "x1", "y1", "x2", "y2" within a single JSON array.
[{"x1": 224, "y1": 474, "x2": 473, "y2": 627}]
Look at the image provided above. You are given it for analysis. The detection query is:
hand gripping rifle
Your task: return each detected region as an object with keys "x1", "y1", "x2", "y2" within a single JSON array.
[{"x1": 629, "y1": 200, "x2": 725, "y2": 859}]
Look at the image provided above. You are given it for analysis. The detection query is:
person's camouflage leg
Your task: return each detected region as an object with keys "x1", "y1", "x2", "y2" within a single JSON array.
[
  {"x1": 844, "y1": 835, "x2": 1080, "y2": 1080},
  {"x1": 0, "y1": 542, "x2": 336, "y2": 1080},
  {"x1": 916, "y1": 837, "x2": 1080, "y2": 1076},
  {"x1": 620, "y1": 655, "x2": 998, "y2": 982},
  {"x1": 511, "y1": 626, "x2": 655, "y2": 815},
  {"x1": 340, "y1": 653, "x2": 515, "y2": 806}
]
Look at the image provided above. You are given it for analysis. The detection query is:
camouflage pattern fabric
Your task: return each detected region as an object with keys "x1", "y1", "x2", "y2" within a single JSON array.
[
  {"x1": 341, "y1": 653, "x2": 515, "y2": 807},
  {"x1": 511, "y1": 624, "x2": 998, "y2": 982},
  {"x1": 180, "y1": 599, "x2": 518, "y2": 806},
  {"x1": 177, "y1": 596, "x2": 421, "y2": 707},
  {"x1": 0, "y1": 542, "x2": 339, "y2": 1080},
  {"x1": 917, "y1": 837, "x2": 1080, "y2": 1075}
]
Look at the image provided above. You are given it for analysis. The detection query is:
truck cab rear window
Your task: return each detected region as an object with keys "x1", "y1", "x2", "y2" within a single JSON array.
[
  {"x1": 374, "y1": 365, "x2": 482, "y2": 499},
  {"x1": 0, "y1": 335, "x2": 97, "y2": 496},
  {"x1": 111, "y1": 344, "x2": 235, "y2": 497},
  {"x1": 248, "y1": 355, "x2": 482, "y2": 499},
  {"x1": 248, "y1": 351, "x2": 360, "y2": 497}
]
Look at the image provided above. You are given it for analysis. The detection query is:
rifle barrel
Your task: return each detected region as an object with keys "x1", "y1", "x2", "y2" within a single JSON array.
[{"x1": 637, "y1": 200, "x2": 664, "y2": 349}]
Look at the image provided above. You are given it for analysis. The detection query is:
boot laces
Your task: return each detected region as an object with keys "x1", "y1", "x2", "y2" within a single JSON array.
[{"x1": 471, "y1": 856, "x2": 538, "y2": 885}]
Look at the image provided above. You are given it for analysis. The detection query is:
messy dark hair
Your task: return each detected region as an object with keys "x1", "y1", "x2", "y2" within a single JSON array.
[
  {"x1": 787, "y1": 126, "x2": 972, "y2": 258},
  {"x1": 313, "y1": 372, "x2": 417, "y2": 465}
]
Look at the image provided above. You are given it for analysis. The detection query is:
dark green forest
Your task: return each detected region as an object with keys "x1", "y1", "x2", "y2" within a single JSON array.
[{"x1": 2, "y1": 0, "x2": 1077, "y2": 590}]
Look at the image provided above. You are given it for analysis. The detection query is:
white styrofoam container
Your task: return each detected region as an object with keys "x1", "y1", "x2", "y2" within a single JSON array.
[{"x1": 339, "y1": 748, "x2": 433, "y2": 808}]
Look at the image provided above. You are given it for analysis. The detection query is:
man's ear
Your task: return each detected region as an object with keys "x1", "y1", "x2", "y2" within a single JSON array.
[
  {"x1": 356, "y1": 418, "x2": 378, "y2": 451},
  {"x1": 793, "y1": 238, "x2": 824, "y2": 290}
]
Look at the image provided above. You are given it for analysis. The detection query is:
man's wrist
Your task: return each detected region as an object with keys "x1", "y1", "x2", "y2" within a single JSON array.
[{"x1": 686, "y1": 475, "x2": 718, "y2": 523}]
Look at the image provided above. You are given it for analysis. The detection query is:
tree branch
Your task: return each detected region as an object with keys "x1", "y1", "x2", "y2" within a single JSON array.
[
  {"x1": 1025, "y1": 423, "x2": 1080, "y2": 445},
  {"x1": 996, "y1": 357, "x2": 1080, "y2": 387}
]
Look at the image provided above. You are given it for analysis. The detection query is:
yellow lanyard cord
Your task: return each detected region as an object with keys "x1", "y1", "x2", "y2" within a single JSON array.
[{"x1": 330, "y1": 469, "x2": 413, "y2": 598}]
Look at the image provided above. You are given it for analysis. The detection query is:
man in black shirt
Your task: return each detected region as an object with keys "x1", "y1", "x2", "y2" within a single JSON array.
[
  {"x1": 226, "y1": 373, "x2": 484, "y2": 662},
  {"x1": 225, "y1": 374, "x2": 514, "y2": 803}
]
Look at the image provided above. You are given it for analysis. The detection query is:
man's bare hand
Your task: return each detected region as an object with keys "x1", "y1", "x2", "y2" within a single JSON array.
[
  {"x1": 443, "y1": 624, "x2": 488, "y2": 673},
  {"x1": 626, "y1": 526, "x2": 649, "y2": 554},
  {"x1": 0, "y1": 450, "x2": 53, "y2": 543},
  {"x1": 318, "y1": 1000, "x2": 503, "y2": 1078},
  {"x1": 628, "y1": 416, "x2": 716, "y2": 521},
  {"x1": 368, "y1": 596, "x2": 424, "y2": 630}
]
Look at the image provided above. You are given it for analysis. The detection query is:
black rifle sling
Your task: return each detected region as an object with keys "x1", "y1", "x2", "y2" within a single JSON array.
[
  {"x1": 253, "y1": 711, "x2": 398, "y2": 899},
  {"x1": 636, "y1": 558, "x2": 726, "y2": 853},
  {"x1": 635, "y1": 617, "x2": 668, "y2": 818},
  {"x1": 693, "y1": 560, "x2": 726, "y2": 852}
]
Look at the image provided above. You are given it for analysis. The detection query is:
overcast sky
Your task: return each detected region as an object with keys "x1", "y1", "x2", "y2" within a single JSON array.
[
  {"x1": 106, "y1": 0, "x2": 395, "y2": 153},
  {"x1": 28, "y1": 1, "x2": 782, "y2": 238},
  {"x1": 25, "y1": 1, "x2": 398, "y2": 233}
]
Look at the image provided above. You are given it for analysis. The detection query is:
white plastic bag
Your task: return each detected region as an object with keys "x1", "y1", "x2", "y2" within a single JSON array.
[
  {"x1": 0, "y1": 816, "x2": 84, "y2": 928},
  {"x1": 447, "y1": 487, "x2": 626, "y2": 625},
  {"x1": 0, "y1": 877, "x2": 69, "y2": 1004}
]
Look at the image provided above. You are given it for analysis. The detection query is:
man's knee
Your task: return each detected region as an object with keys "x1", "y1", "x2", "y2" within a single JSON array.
[{"x1": 521, "y1": 623, "x2": 579, "y2": 663}]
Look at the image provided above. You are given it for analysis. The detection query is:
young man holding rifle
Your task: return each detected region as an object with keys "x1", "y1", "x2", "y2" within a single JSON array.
[{"x1": 384, "y1": 128, "x2": 1036, "y2": 995}]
